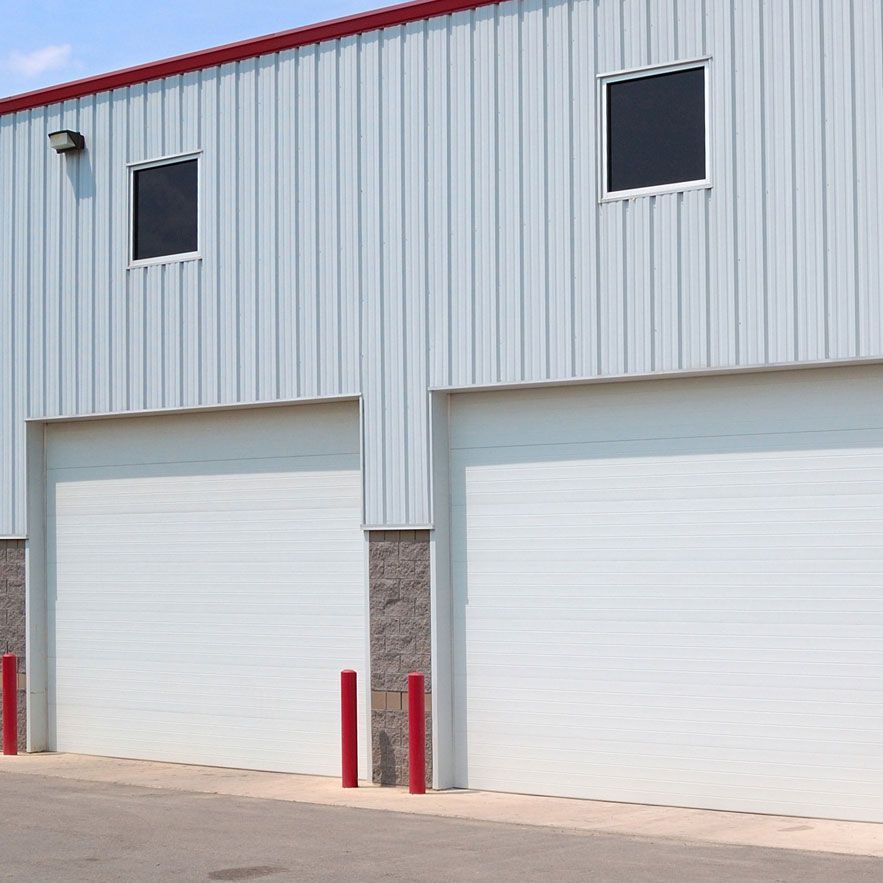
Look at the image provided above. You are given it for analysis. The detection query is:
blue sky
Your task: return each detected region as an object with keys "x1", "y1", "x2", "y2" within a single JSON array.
[{"x1": 0, "y1": 0, "x2": 381, "y2": 99}]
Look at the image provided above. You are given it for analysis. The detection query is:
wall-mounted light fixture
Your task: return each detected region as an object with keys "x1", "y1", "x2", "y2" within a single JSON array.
[{"x1": 48, "y1": 130, "x2": 85, "y2": 153}]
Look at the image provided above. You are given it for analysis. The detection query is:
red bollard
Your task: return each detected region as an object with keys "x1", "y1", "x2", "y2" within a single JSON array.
[
  {"x1": 2, "y1": 653, "x2": 17, "y2": 756},
  {"x1": 340, "y1": 669, "x2": 358, "y2": 788},
  {"x1": 408, "y1": 671, "x2": 426, "y2": 794}
]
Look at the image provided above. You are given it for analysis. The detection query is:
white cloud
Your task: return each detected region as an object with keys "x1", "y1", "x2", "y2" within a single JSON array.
[{"x1": 4, "y1": 44, "x2": 73, "y2": 78}]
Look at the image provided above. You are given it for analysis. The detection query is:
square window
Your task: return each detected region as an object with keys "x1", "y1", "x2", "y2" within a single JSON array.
[
  {"x1": 602, "y1": 63, "x2": 708, "y2": 199},
  {"x1": 131, "y1": 157, "x2": 199, "y2": 263}
]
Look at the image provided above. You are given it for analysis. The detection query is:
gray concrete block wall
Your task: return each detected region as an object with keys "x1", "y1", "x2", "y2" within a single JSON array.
[
  {"x1": 368, "y1": 530, "x2": 432, "y2": 787},
  {"x1": 0, "y1": 540, "x2": 26, "y2": 751}
]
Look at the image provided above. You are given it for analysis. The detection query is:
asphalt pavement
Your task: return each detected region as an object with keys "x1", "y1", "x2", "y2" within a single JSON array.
[{"x1": 0, "y1": 771, "x2": 881, "y2": 882}]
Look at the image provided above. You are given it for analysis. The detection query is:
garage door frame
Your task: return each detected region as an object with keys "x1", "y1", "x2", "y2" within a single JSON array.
[
  {"x1": 433, "y1": 362, "x2": 883, "y2": 818},
  {"x1": 23, "y1": 395, "x2": 371, "y2": 777}
]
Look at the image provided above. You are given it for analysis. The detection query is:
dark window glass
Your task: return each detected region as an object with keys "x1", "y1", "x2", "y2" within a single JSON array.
[
  {"x1": 132, "y1": 159, "x2": 198, "y2": 261},
  {"x1": 606, "y1": 67, "x2": 706, "y2": 194}
]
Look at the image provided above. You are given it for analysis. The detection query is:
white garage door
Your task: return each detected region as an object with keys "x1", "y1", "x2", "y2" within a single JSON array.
[
  {"x1": 48, "y1": 401, "x2": 366, "y2": 776},
  {"x1": 451, "y1": 365, "x2": 883, "y2": 822}
]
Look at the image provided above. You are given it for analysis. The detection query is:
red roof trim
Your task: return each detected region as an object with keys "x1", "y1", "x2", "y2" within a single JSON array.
[{"x1": 0, "y1": 0, "x2": 502, "y2": 116}]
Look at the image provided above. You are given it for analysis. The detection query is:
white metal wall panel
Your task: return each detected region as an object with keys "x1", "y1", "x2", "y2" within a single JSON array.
[
  {"x1": 450, "y1": 365, "x2": 883, "y2": 821},
  {"x1": 2, "y1": 0, "x2": 883, "y2": 533},
  {"x1": 47, "y1": 401, "x2": 367, "y2": 775}
]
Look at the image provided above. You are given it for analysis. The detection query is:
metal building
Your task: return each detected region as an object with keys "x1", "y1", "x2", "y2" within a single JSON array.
[{"x1": 2, "y1": 0, "x2": 883, "y2": 821}]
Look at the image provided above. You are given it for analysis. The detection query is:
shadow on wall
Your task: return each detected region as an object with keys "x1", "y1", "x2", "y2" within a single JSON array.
[
  {"x1": 0, "y1": 540, "x2": 26, "y2": 752},
  {"x1": 63, "y1": 143, "x2": 95, "y2": 201},
  {"x1": 375, "y1": 730, "x2": 398, "y2": 786}
]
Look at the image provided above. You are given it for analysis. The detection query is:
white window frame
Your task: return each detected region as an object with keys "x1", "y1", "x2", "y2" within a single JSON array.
[
  {"x1": 128, "y1": 150, "x2": 202, "y2": 269},
  {"x1": 598, "y1": 58, "x2": 711, "y2": 202}
]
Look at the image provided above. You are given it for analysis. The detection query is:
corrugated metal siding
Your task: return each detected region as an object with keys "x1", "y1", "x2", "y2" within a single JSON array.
[{"x1": 1, "y1": 0, "x2": 882, "y2": 533}]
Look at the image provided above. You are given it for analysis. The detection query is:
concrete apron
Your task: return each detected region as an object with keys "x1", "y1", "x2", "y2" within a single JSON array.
[{"x1": 2, "y1": 753, "x2": 882, "y2": 858}]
